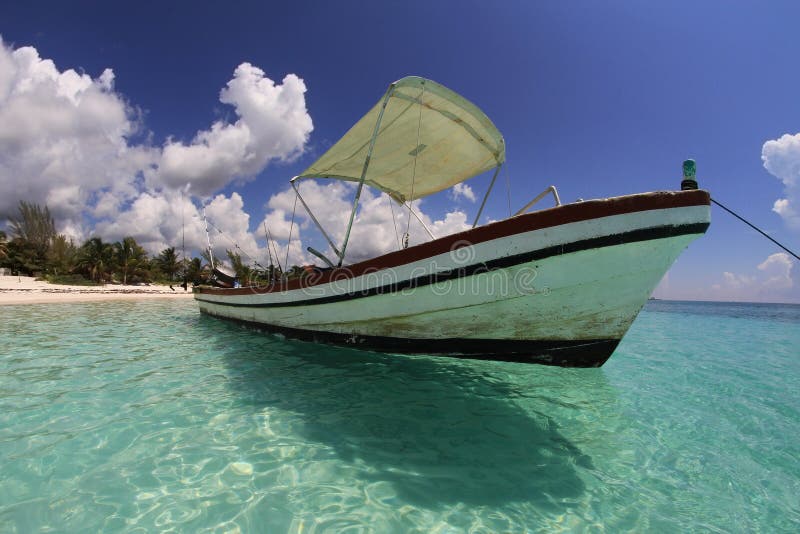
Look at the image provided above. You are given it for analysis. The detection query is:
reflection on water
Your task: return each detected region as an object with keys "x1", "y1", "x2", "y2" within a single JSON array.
[{"x1": 215, "y1": 325, "x2": 612, "y2": 511}]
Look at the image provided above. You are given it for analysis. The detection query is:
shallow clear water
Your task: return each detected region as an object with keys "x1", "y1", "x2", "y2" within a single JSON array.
[{"x1": 1, "y1": 299, "x2": 798, "y2": 532}]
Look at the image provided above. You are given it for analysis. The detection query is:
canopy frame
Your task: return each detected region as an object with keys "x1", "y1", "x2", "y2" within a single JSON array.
[
  {"x1": 291, "y1": 179, "x2": 342, "y2": 260},
  {"x1": 472, "y1": 163, "x2": 503, "y2": 228},
  {"x1": 297, "y1": 76, "x2": 505, "y2": 202},
  {"x1": 338, "y1": 83, "x2": 397, "y2": 266},
  {"x1": 289, "y1": 76, "x2": 506, "y2": 267}
]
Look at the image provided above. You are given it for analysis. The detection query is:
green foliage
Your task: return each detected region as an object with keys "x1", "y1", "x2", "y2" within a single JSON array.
[
  {"x1": 4, "y1": 239, "x2": 41, "y2": 275},
  {"x1": 114, "y1": 236, "x2": 149, "y2": 284},
  {"x1": 0, "y1": 201, "x2": 213, "y2": 286},
  {"x1": 185, "y1": 257, "x2": 204, "y2": 285},
  {"x1": 155, "y1": 247, "x2": 180, "y2": 281},
  {"x1": 0, "y1": 230, "x2": 7, "y2": 261},
  {"x1": 5, "y1": 201, "x2": 57, "y2": 274},
  {"x1": 76, "y1": 237, "x2": 114, "y2": 282},
  {"x1": 284, "y1": 265, "x2": 309, "y2": 280},
  {"x1": 47, "y1": 234, "x2": 77, "y2": 276},
  {"x1": 226, "y1": 249, "x2": 253, "y2": 283},
  {"x1": 10, "y1": 201, "x2": 56, "y2": 255},
  {"x1": 43, "y1": 273, "x2": 101, "y2": 286}
]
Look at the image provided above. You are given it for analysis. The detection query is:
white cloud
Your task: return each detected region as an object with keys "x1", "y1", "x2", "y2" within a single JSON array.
[
  {"x1": 762, "y1": 132, "x2": 800, "y2": 229},
  {"x1": 262, "y1": 209, "x2": 295, "y2": 241},
  {"x1": 0, "y1": 40, "x2": 469, "y2": 272},
  {"x1": 721, "y1": 271, "x2": 756, "y2": 290},
  {"x1": 93, "y1": 190, "x2": 202, "y2": 254},
  {"x1": 757, "y1": 252, "x2": 794, "y2": 290},
  {"x1": 205, "y1": 192, "x2": 262, "y2": 260},
  {"x1": 0, "y1": 39, "x2": 313, "y2": 270},
  {"x1": 157, "y1": 63, "x2": 313, "y2": 196},
  {"x1": 429, "y1": 209, "x2": 471, "y2": 237},
  {"x1": 450, "y1": 183, "x2": 476, "y2": 203},
  {"x1": 709, "y1": 252, "x2": 795, "y2": 302},
  {"x1": 0, "y1": 37, "x2": 158, "y2": 226},
  {"x1": 261, "y1": 180, "x2": 472, "y2": 266}
]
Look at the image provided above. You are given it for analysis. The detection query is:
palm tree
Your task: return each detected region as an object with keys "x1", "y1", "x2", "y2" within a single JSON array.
[
  {"x1": 77, "y1": 237, "x2": 113, "y2": 283},
  {"x1": 185, "y1": 257, "x2": 203, "y2": 284},
  {"x1": 226, "y1": 250, "x2": 253, "y2": 284},
  {"x1": 47, "y1": 234, "x2": 77, "y2": 276},
  {"x1": 113, "y1": 237, "x2": 147, "y2": 285},
  {"x1": 0, "y1": 231, "x2": 8, "y2": 262},
  {"x1": 156, "y1": 247, "x2": 180, "y2": 281},
  {"x1": 9, "y1": 201, "x2": 56, "y2": 273}
]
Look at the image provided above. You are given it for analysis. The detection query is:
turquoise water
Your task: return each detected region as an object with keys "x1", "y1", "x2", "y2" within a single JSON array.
[{"x1": 1, "y1": 300, "x2": 798, "y2": 532}]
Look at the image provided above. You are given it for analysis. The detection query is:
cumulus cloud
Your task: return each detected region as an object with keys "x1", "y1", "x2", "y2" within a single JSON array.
[
  {"x1": 720, "y1": 271, "x2": 756, "y2": 290},
  {"x1": 757, "y1": 252, "x2": 794, "y2": 290},
  {"x1": 450, "y1": 183, "x2": 476, "y2": 203},
  {"x1": 93, "y1": 190, "x2": 199, "y2": 253},
  {"x1": 0, "y1": 37, "x2": 158, "y2": 225},
  {"x1": 710, "y1": 252, "x2": 796, "y2": 302},
  {"x1": 0, "y1": 39, "x2": 471, "y2": 271},
  {"x1": 762, "y1": 133, "x2": 800, "y2": 230},
  {"x1": 0, "y1": 38, "x2": 313, "y2": 263},
  {"x1": 157, "y1": 63, "x2": 312, "y2": 196},
  {"x1": 260, "y1": 180, "x2": 471, "y2": 265}
]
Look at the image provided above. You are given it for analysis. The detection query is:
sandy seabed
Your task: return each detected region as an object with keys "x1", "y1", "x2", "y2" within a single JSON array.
[{"x1": 0, "y1": 275, "x2": 194, "y2": 305}]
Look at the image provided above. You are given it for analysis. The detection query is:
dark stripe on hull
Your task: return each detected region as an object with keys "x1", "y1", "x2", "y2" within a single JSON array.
[
  {"x1": 200, "y1": 310, "x2": 621, "y2": 368},
  {"x1": 196, "y1": 190, "x2": 711, "y2": 298},
  {"x1": 197, "y1": 222, "x2": 709, "y2": 309}
]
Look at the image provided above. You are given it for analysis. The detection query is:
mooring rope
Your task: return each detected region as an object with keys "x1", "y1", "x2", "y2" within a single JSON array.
[{"x1": 712, "y1": 197, "x2": 799, "y2": 261}]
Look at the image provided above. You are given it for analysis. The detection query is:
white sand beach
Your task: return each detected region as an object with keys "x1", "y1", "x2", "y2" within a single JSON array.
[{"x1": 0, "y1": 275, "x2": 194, "y2": 305}]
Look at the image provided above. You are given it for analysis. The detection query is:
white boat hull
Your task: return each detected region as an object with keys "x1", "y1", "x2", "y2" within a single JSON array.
[{"x1": 195, "y1": 190, "x2": 710, "y2": 366}]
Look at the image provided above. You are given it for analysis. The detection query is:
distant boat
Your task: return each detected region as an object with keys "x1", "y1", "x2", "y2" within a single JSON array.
[{"x1": 195, "y1": 76, "x2": 710, "y2": 367}]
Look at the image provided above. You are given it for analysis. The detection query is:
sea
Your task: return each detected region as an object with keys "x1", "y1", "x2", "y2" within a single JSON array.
[{"x1": 0, "y1": 299, "x2": 798, "y2": 533}]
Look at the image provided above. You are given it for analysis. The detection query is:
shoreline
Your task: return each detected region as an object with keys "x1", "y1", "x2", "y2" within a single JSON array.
[{"x1": 0, "y1": 275, "x2": 193, "y2": 306}]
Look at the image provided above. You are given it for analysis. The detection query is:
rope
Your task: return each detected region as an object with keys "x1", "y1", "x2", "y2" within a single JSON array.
[
  {"x1": 404, "y1": 82, "x2": 426, "y2": 246},
  {"x1": 285, "y1": 190, "x2": 299, "y2": 271},
  {"x1": 202, "y1": 217, "x2": 269, "y2": 287},
  {"x1": 267, "y1": 229, "x2": 281, "y2": 273},
  {"x1": 711, "y1": 198, "x2": 799, "y2": 261},
  {"x1": 202, "y1": 210, "x2": 275, "y2": 286},
  {"x1": 205, "y1": 218, "x2": 255, "y2": 261}
]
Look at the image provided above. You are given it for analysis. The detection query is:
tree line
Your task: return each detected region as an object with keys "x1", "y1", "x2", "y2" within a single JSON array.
[{"x1": 0, "y1": 201, "x2": 293, "y2": 286}]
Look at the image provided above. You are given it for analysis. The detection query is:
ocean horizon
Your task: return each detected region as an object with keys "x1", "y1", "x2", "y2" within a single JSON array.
[{"x1": 1, "y1": 298, "x2": 798, "y2": 532}]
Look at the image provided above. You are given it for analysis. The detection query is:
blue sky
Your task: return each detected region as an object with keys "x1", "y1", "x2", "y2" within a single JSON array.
[{"x1": 1, "y1": 1, "x2": 799, "y2": 302}]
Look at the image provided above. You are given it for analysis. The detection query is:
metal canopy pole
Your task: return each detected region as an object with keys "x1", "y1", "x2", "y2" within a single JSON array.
[
  {"x1": 263, "y1": 221, "x2": 273, "y2": 267},
  {"x1": 472, "y1": 163, "x2": 502, "y2": 228},
  {"x1": 291, "y1": 179, "x2": 342, "y2": 259},
  {"x1": 202, "y1": 206, "x2": 215, "y2": 269},
  {"x1": 401, "y1": 202, "x2": 436, "y2": 240},
  {"x1": 338, "y1": 84, "x2": 397, "y2": 266},
  {"x1": 513, "y1": 185, "x2": 561, "y2": 216}
]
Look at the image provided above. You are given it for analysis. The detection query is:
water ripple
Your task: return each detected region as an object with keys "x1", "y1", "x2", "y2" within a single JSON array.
[{"x1": 0, "y1": 300, "x2": 798, "y2": 531}]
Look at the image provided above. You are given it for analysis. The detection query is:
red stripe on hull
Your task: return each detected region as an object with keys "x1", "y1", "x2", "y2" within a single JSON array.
[{"x1": 196, "y1": 189, "x2": 710, "y2": 297}]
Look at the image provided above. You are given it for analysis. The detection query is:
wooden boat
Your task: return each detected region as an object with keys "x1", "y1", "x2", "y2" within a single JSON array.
[{"x1": 195, "y1": 77, "x2": 710, "y2": 367}]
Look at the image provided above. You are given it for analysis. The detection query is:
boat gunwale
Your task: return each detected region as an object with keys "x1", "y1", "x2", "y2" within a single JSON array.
[{"x1": 195, "y1": 189, "x2": 710, "y2": 297}]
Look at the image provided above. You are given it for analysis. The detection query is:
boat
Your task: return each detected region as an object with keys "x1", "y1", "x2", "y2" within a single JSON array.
[{"x1": 194, "y1": 76, "x2": 710, "y2": 367}]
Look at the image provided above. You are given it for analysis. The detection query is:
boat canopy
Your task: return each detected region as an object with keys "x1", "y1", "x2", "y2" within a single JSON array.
[{"x1": 295, "y1": 76, "x2": 505, "y2": 203}]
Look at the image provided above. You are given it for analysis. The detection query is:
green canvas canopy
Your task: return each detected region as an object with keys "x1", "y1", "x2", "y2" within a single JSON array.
[{"x1": 296, "y1": 76, "x2": 505, "y2": 203}]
